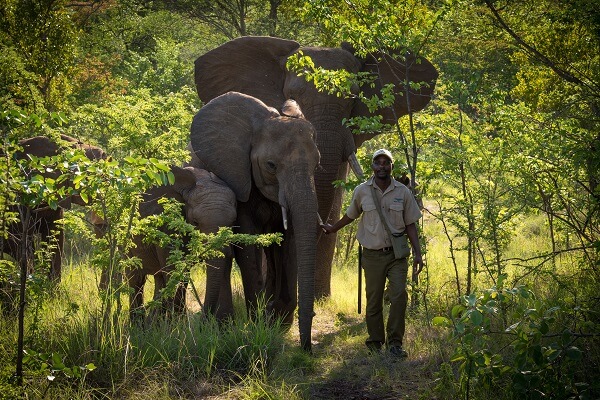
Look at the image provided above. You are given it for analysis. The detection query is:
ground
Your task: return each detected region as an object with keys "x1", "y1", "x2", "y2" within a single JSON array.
[{"x1": 284, "y1": 306, "x2": 443, "y2": 400}]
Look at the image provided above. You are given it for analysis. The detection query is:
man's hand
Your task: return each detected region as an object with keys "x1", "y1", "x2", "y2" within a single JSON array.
[
  {"x1": 412, "y1": 254, "x2": 424, "y2": 278},
  {"x1": 321, "y1": 223, "x2": 334, "y2": 234},
  {"x1": 320, "y1": 215, "x2": 354, "y2": 235}
]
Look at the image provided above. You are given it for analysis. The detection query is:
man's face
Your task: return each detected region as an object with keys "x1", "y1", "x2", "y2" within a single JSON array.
[{"x1": 372, "y1": 155, "x2": 392, "y2": 179}]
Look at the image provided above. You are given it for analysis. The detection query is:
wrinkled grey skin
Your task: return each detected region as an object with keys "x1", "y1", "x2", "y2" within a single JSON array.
[
  {"x1": 194, "y1": 36, "x2": 438, "y2": 299},
  {"x1": 1, "y1": 135, "x2": 107, "y2": 281},
  {"x1": 125, "y1": 165, "x2": 237, "y2": 321},
  {"x1": 188, "y1": 91, "x2": 320, "y2": 351}
]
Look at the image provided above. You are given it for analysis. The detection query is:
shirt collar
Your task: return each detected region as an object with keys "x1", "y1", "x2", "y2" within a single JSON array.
[
  {"x1": 367, "y1": 175, "x2": 401, "y2": 186},
  {"x1": 367, "y1": 176, "x2": 401, "y2": 192}
]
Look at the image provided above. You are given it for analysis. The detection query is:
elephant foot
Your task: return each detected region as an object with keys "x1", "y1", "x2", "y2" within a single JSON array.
[{"x1": 300, "y1": 338, "x2": 312, "y2": 354}]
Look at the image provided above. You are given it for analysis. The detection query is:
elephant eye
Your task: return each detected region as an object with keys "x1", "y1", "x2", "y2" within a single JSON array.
[{"x1": 267, "y1": 160, "x2": 276, "y2": 172}]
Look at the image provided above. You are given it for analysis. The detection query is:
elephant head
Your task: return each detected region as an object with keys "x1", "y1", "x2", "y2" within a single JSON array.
[
  {"x1": 2, "y1": 134, "x2": 107, "y2": 281},
  {"x1": 193, "y1": 36, "x2": 438, "y2": 298},
  {"x1": 189, "y1": 91, "x2": 320, "y2": 351},
  {"x1": 127, "y1": 165, "x2": 237, "y2": 321}
]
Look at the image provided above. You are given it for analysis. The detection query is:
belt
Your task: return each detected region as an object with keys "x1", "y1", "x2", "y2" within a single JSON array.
[{"x1": 366, "y1": 246, "x2": 393, "y2": 252}]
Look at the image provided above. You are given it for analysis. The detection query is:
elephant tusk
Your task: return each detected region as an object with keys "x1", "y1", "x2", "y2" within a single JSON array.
[
  {"x1": 281, "y1": 206, "x2": 288, "y2": 230},
  {"x1": 348, "y1": 153, "x2": 364, "y2": 180},
  {"x1": 317, "y1": 213, "x2": 324, "y2": 225}
]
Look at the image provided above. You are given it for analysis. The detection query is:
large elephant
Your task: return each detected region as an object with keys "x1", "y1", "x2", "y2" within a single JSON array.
[
  {"x1": 1, "y1": 134, "x2": 107, "y2": 281},
  {"x1": 193, "y1": 36, "x2": 438, "y2": 298},
  {"x1": 188, "y1": 91, "x2": 320, "y2": 351},
  {"x1": 125, "y1": 165, "x2": 237, "y2": 321}
]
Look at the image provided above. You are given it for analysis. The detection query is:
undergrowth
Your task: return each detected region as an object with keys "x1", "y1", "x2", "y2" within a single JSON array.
[{"x1": 1, "y1": 211, "x2": 598, "y2": 399}]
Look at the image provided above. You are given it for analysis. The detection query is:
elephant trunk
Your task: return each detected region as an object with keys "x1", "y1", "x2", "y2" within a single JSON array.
[
  {"x1": 306, "y1": 116, "x2": 356, "y2": 300},
  {"x1": 283, "y1": 172, "x2": 318, "y2": 351},
  {"x1": 306, "y1": 114, "x2": 356, "y2": 222}
]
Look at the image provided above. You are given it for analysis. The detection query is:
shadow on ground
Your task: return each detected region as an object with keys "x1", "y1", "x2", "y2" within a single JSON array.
[{"x1": 293, "y1": 309, "x2": 440, "y2": 399}]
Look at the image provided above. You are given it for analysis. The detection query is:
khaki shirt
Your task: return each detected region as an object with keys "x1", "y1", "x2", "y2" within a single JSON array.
[{"x1": 346, "y1": 176, "x2": 422, "y2": 250}]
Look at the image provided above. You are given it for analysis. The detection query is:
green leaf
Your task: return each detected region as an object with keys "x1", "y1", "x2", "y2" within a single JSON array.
[
  {"x1": 564, "y1": 346, "x2": 583, "y2": 360},
  {"x1": 73, "y1": 173, "x2": 85, "y2": 185},
  {"x1": 451, "y1": 304, "x2": 465, "y2": 318},
  {"x1": 432, "y1": 316, "x2": 451, "y2": 327},
  {"x1": 539, "y1": 320, "x2": 549, "y2": 334},
  {"x1": 546, "y1": 347, "x2": 561, "y2": 362},
  {"x1": 167, "y1": 171, "x2": 175, "y2": 185},
  {"x1": 51, "y1": 353, "x2": 65, "y2": 369},
  {"x1": 561, "y1": 330, "x2": 572, "y2": 345},
  {"x1": 30, "y1": 114, "x2": 42, "y2": 127},
  {"x1": 146, "y1": 170, "x2": 161, "y2": 184},
  {"x1": 466, "y1": 293, "x2": 477, "y2": 307},
  {"x1": 469, "y1": 309, "x2": 484, "y2": 326},
  {"x1": 505, "y1": 321, "x2": 521, "y2": 332}
]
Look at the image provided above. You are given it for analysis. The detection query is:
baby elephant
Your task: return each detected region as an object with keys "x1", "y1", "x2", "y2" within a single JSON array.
[{"x1": 127, "y1": 165, "x2": 237, "y2": 321}]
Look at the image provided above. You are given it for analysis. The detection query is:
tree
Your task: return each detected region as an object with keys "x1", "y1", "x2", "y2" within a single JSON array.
[
  {"x1": 418, "y1": 0, "x2": 600, "y2": 298},
  {"x1": 0, "y1": 0, "x2": 79, "y2": 111},
  {"x1": 156, "y1": 0, "x2": 302, "y2": 39}
]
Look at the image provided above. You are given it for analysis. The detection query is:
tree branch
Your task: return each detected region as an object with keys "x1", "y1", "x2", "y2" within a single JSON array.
[{"x1": 482, "y1": 0, "x2": 599, "y2": 94}]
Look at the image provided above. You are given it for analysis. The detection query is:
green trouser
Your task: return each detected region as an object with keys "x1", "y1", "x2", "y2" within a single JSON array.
[{"x1": 362, "y1": 248, "x2": 409, "y2": 348}]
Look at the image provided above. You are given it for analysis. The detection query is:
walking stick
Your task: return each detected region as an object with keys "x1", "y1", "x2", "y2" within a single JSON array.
[{"x1": 358, "y1": 244, "x2": 362, "y2": 314}]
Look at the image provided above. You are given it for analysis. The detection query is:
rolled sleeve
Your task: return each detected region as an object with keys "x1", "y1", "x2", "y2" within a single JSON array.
[{"x1": 346, "y1": 186, "x2": 364, "y2": 220}]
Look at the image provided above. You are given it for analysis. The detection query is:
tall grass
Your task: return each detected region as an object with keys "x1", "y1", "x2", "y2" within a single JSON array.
[{"x1": 1, "y1": 209, "x2": 598, "y2": 399}]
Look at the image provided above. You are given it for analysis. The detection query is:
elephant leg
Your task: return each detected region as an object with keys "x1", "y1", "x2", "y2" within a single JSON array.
[
  {"x1": 173, "y1": 279, "x2": 188, "y2": 315},
  {"x1": 235, "y1": 244, "x2": 266, "y2": 318},
  {"x1": 171, "y1": 264, "x2": 189, "y2": 315},
  {"x1": 48, "y1": 226, "x2": 64, "y2": 282},
  {"x1": 216, "y1": 258, "x2": 234, "y2": 320},
  {"x1": 265, "y1": 231, "x2": 296, "y2": 327},
  {"x1": 4, "y1": 218, "x2": 21, "y2": 267},
  {"x1": 153, "y1": 271, "x2": 169, "y2": 317},
  {"x1": 128, "y1": 272, "x2": 146, "y2": 323},
  {"x1": 153, "y1": 246, "x2": 188, "y2": 317},
  {"x1": 314, "y1": 183, "x2": 345, "y2": 298},
  {"x1": 35, "y1": 208, "x2": 64, "y2": 282},
  {"x1": 203, "y1": 246, "x2": 234, "y2": 320},
  {"x1": 233, "y1": 200, "x2": 267, "y2": 318}
]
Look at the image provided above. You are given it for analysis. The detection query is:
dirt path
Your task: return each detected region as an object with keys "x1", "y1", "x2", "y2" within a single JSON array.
[{"x1": 288, "y1": 308, "x2": 442, "y2": 399}]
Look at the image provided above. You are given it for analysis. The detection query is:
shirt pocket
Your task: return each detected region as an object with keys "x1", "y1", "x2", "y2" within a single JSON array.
[
  {"x1": 388, "y1": 203, "x2": 405, "y2": 231},
  {"x1": 362, "y1": 201, "x2": 379, "y2": 235}
]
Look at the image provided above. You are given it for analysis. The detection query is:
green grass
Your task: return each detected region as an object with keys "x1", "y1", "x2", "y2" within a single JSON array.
[{"x1": 0, "y1": 209, "x2": 598, "y2": 399}]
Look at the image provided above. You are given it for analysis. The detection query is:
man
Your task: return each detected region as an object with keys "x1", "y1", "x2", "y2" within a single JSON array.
[{"x1": 321, "y1": 148, "x2": 423, "y2": 358}]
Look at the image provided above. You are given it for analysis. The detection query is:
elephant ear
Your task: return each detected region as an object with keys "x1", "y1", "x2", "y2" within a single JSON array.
[
  {"x1": 195, "y1": 36, "x2": 300, "y2": 109},
  {"x1": 351, "y1": 49, "x2": 438, "y2": 144},
  {"x1": 139, "y1": 166, "x2": 196, "y2": 217},
  {"x1": 170, "y1": 166, "x2": 197, "y2": 200},
  {"x1": 280, "y1": 99, "x2": 305, "y2": 119},
  {"x1": 189, "y1": 92, "x2": 279, "y2": 202}
]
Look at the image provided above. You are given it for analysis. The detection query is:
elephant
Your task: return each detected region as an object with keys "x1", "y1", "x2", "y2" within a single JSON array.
[
  {"x1": 188, "y1": 91, "x2": 320, "y2": 351},
  {"x1": 1, "y1": 134, "x2": 107, "y2": 281},
  {"x1": 193, "y1": 36, "x2": 438, "y2": 298},
  {"x1": 124, "y1": 165, "x2": 237, "y2": 321}
]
